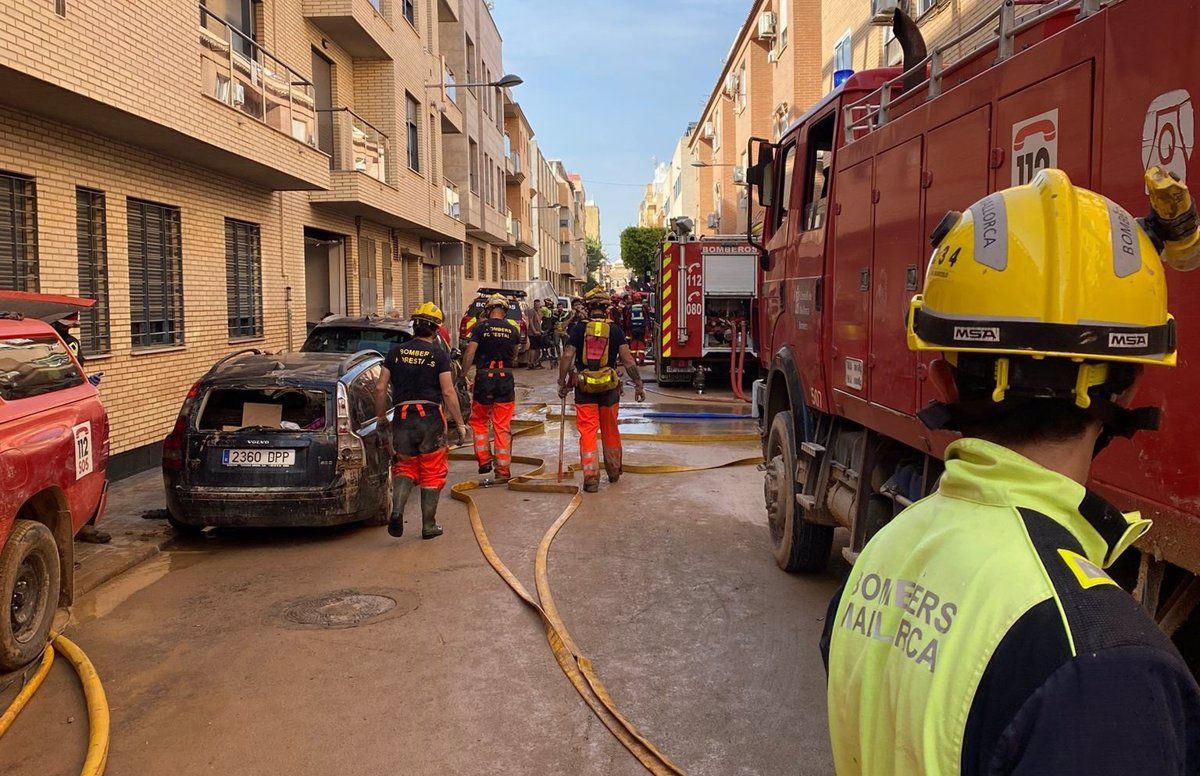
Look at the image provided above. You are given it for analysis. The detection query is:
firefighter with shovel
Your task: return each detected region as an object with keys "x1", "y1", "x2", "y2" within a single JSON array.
[
  {"x1": 558, "y1": 288, "x2": 645, "y2": 493},
  {"x1": 461, "y1": 293, "x2": 521, "y2": 484}
]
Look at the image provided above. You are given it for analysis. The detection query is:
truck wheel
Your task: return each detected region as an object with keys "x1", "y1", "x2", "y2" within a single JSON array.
[
  {"x1": 764, "y1": 411, "x2": 833, "y2": 573},
  {"x1": 0, "y1": 520, "x2": 61, "y2": 671}
]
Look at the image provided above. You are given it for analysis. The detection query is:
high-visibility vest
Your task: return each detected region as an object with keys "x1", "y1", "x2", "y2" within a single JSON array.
[{"x1": 826, "y1": 438, "x2": 1154, "y2": 775}]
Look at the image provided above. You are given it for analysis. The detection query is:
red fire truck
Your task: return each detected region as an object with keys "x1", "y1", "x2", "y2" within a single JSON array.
[
  {"x1": 655, "y1": 234, "x2": 758, "y2": 392},
  {"x1": 747, "y1": 0, "x2": 1200, "y2": 638}
]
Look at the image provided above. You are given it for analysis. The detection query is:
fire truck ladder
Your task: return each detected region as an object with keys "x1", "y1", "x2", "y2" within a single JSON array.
[{"x1": 842, "y1": 0, "x2": 1104, "y2": 144}]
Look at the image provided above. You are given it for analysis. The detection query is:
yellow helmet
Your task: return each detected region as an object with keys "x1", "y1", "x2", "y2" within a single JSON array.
[
  {"x1": 485, "y1": 293, "x2": 508, "y2": 311},
  {"x1": 411, "y1": 301, "x2": 444, "y2": 327},
  {"x1": 584, "y1": 287, "x2": 610, "y2": 308},
  {"x1": 908, "y1": 169, "x2": 1175, "y2": 369}
]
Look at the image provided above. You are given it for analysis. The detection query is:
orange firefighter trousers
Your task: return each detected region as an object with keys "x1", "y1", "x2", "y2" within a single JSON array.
[
  {"x1": 470, "y1": 400, "x2": 515, "y2": 475},
  {"x1": 575, "y1": 401, "x2": 621, "y2": 481}
]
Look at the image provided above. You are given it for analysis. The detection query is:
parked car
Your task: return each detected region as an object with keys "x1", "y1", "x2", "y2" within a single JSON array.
[
  {"x1": 0, "y1": 291, "x2": 108, "y2": 670},
  {"x1": 163, "y1": 349, "x2": 392, "y2": 532},
  {"x1": 301, "y1": 315, "x2": 470, "y2": 421},
  {"x1": 459, "y1": 287, "x2": 528, "y2": 349}
]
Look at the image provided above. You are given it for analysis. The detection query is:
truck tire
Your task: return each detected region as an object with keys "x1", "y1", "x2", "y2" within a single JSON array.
[
  {"x1": 764, "y1": 411, "x2": 833, "y2": 573},
  {"x1": 0, "y1": 520, "x2": 61, "y2": 671}
]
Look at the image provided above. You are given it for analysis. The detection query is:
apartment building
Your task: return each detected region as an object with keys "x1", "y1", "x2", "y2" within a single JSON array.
[
  {"x1": 584, "y1": 201, "x2": 601, "y2": 244},
  {"x1": 823, "y1": 0, "x2": 995, "y2": 93},
  {"x1": 688, "y1": 0, "x2": 823, "y2": 237},
  {"x1": 637, "y1": 184, "x2": 662, "y2": 228},
  {"x1": 0, "y1": 0, "x2": 468, "y2": 473},
  {"x1": 661, "y1": 128, "x2": 698, "y2": 227},
  {"x1": 501, "y1": 98, "x2": 536, "y2": 282},
  {"x1": 442, "y1": 0, "x2": 512, "y2": 314},
  {"x1": 555, "y1": 167, "x2": 587, "y2": 296}
]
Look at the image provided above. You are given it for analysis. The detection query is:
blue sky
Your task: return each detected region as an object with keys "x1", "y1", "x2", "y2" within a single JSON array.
[{"x1": 491, "y1": 0, "x2": 750, "y2": 264}]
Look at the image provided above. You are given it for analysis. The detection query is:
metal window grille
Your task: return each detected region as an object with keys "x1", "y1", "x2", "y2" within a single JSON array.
[
  {"x1": 491, "y1": 250, "x2": 499, "y2": 281},
  {"x1": 464, "y1": 243, "x2": 474, "y2": 278},
  {"x1": 0, "y1": 172, "x2": 38, "y2": 292},
  {"x1": 359, "y1": 237, "x2": 378, "y2": 314},
  {"x1": 127, "y1": 199, "x2": 184, "y2": 349},
  {"x1": 225, "y1": 218, "x2": 263, "y2": 339},
  {"x1": 75, "y1": 188, "x2": 110, "y2": 353},
  {"x1": 406, "y1": 95, "x2": 421, "y2": 173},
  {"x1": 477, "y1": 245, "x2": 487, "y2": 280}
]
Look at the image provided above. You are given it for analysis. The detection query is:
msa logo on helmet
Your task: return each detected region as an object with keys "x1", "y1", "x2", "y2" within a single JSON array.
[
  {"x1": 1109, "y1": 331, "x2": 1149, "y2": 348},
  {"x1": 952, "y1": 326, "x2": 1000, "y2": 343}
]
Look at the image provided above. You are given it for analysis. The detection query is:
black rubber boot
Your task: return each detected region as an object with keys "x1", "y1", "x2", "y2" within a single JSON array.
[
  {"x1": 583, "y1": 477, "x2": 600, "y2": 493},
  {"x1": 604, "y1": 463, "x2": 621, "y2": 484},
  {"x1": 478, "y1": 461, "x2": 492, "y2": 475},
  {"x1": 420, "y1": 489, "x2": 443, "y2": 539},
  {"x1": 389, "y1": 477, "x2": 415, "y2": 537}
]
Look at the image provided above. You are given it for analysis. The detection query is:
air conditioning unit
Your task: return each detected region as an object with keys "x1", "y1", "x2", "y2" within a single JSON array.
[
  {"x1": 707, "y1": 213, "x2": 720, "y2": 229},
  {"x1": 722, "y1": 72, "x2": 739, "y2": 99},
  {"x1": 767, "y1": 49, "x2": 779, "y2": 64},
  {"x1": 559, "y1": 217, "x2": 570, "y2": 229},
  {"x1": 733, "y1": 165, "x2": 747, "y2": 184},
  {"x1": 757, "y1": 11, "x2": 777, "y2": 40},
  {"x1": 702, "y1": 121, "x2": 715, "y2": 140},
  {"x1": 871, "y1": 0, "x2": 903, "y2": 24}
]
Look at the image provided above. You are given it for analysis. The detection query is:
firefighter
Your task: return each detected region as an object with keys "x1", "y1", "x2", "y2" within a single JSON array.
[
  {"x1": 822, "y1": 169, "x2": 1200, "y2": 774},
  {"x1": 557, "y1": 288, "x2": 645, "y2": 492},
  {"x1": 627, "y1": 292, "x2": 648, "y2": 364},
  {"x1": 461, "y1": 293, "x2": 520, "y2": 483},
  {"x1": 373, "y1": 302, "x2": 467, "y2": 540}
]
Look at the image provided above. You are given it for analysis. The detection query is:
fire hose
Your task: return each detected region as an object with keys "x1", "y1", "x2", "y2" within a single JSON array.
[
  {"x1": 0, "y1": 632, "x2": 110, "y2": 775},
  {"x1": 451, "y1": 409, "x2": 761, "y2": 774}
]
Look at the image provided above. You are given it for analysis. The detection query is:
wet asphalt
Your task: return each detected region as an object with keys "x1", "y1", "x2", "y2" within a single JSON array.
[{"x1": 1, "y1": 367, "x2": 845, "y2": 775}]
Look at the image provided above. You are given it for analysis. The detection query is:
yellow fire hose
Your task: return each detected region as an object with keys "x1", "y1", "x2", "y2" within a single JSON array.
[
  {"x1": 452, "y1": 412, "x2": 762, "y2": 774},
  {"x1": 0, "y1": 632, "x2": 109, "y2": 775}
]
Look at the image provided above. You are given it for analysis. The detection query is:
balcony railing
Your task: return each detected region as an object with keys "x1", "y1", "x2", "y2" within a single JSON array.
[
  {"x1": 444, "y1": 62, "x2": 458, "y2": 104},
  {"x1": 321, "y1": 108, "x2": 388, "y2": 183},
  {"x1": 444, "y1": 179, "x2": 461, "y2": 219},
  {"x1": 505, "y1": 208, "x2": 514, "y2": 235},
  {"x1": 199, "y1": 7, "x2": 319, "y2": 149},
  {"x1": 511, "y1": 218, "x2": 523, "y2": 242},
  {"x1": 509, "y1": 151, "x2": 522, "y2": 176}
]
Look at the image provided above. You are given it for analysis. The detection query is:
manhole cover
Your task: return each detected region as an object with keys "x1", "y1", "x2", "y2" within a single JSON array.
[{"x1": 283, "y1": 592, "x2": 397, "y2": 629}]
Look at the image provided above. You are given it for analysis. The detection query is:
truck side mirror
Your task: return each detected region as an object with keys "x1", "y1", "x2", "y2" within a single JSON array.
[{"x1": 749, "y1": 144, "x2": 775, "y2": 208}]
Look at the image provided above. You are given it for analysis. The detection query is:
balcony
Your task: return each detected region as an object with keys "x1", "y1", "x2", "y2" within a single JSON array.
[
  {"x1": 438, "y1": 0, "x2": 460, "y2": 22},
  {"x1": 444, "y1": 179, "x2": 461, "y2": 220},
  {"x1": 440, "y1": 59, "x2": 463, "y2": 135},
  {"x1": 325, "y1": 108, "x2": 388, "y2": 183},
  {"x1": 505, "y1": 216, "x2": 536, "y2": 257},
  {"x1": 303, "y1": 0, "x2": 394, "y2": 58},
  {"x1": 506, "y1": 151, "x2": 525, "y2": 183},
  {"x1": 200, "y1": 9, "x2": 320, "y2": 151}
]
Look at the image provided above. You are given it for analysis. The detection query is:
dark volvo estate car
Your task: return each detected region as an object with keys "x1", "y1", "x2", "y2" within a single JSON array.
[{"x1": 162, "y1": 349, "x2": 392, "y2": 531}]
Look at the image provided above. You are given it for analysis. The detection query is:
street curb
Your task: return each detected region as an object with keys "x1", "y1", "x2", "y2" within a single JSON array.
[{"x1": 73, "y1": 532, "x2": 173, "y2": 600}]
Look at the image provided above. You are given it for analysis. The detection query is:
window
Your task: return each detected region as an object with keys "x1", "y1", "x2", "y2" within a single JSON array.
[
  {"x1": 1, "y1": 172, "x2": 38, "y2": 291},
  {"x1": 491, "y1": 250, "x2": 499, "y2": 280},
  {"x1": 914, "y1": 0, "x2": 937, "y2": 16},
  {"x1": 382, "y1": 241, "x2": 394, "y2": 312},
  {"x1": 0, "y1": 336, "x2": 83, "y2": 401},
  {"x1": 778, "y1": 0, "x2": 789, "y2": 50},
  {"x1": 127, "y1": 199, "x2": 184, "y2": 349},
  {"x1": 802, "y1": 113, "x2": 836, "y2": 231},
  {"x1": 406, "y1": 94, "x2": 421, "y2": 173},
  {"x1": 484, "y1": 156, "x2": 493, "y2": 205},
  {"x1": 737, "y1": 63, "x2": 747, "y2": 112},
  {"x1": 402, "y1": 0, "x2": 414, "y2": 26},
  {"x1": 350, "y1": 365, "x2": 381, "y2": 430},
  {"x1": 76, "y1": 189, "x2": 110, "y2": 353},
  {"x1": 713, "y1": 110, "x2": 721, "y2": 151},
  {"x1": 477, "y1": 244, "x2": 487, "y2": 280},
  {"x1": 469, "y1": 140, "x2": 480, "y2": 193},
  {"x1": 465, "y1": 35, "x2": 477, "y2": 82},
  {"x1": 225, "y1": 219, "x2": 262, "y2": 339},
  {"x1": 833, "y1": 30, "x2": 852, "y2": 85},
  {"x1": 773, "y1": 143, "x2": 797, "y2": 230},
  {"x1": 464, "y1": 243, "x2": 473, "y2": 278}
]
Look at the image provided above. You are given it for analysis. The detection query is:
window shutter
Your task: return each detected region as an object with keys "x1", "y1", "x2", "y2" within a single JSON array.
[
  {"x1": 225, "y1": 219, "x2": 262, "y2": 338},
  {"x1": 76, "y1": 188, "x2": 110, "y2": 353},
  {"x1": 0, "y1": 172, "x2": 39, "y2": 292}
]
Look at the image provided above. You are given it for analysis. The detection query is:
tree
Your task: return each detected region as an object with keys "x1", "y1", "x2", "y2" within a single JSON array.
[
  {"x1": 619, "y1": 226, "x2": 667, "y2": 281},
  {"x1": 585, "y1": 237, "x2": 606, "y2": 284}
]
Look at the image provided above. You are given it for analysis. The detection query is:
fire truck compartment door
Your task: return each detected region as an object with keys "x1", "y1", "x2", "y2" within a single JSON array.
[
  {"x1": 703, "y1": 254, "x2": 756, "y2": 296},
  {"x1": 995, "y1": 60, "x2": 1094, "y2": 190},
  {"x1": 868, "y1": 135, "x2": 924, "y2": 416},
  {"x1": 830, "y1": 158, "x2": 874, "y2": 400}
]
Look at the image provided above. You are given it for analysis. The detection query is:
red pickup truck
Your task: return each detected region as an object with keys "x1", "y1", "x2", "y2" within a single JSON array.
[{"x1": 0, "y1": 292, "x2": 108, "y2": 670}]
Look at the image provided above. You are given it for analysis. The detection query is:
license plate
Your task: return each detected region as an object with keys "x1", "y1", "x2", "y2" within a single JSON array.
[{"x1": 222, "y1": 449, "x2": 295, "y2": 467}]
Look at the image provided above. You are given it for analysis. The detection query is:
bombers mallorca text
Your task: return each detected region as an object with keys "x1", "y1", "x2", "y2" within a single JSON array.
[{"x1": 839, "y1": 572, "x2": 958, "y2": 673}]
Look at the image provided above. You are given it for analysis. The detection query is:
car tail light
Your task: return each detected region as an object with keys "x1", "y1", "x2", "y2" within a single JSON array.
[
  {"x1": 335, "y1": 383, "x2": 364, "y2": 465},
  {"x1": 162, "y1": 382, "x2": 200, "y2": 472}
]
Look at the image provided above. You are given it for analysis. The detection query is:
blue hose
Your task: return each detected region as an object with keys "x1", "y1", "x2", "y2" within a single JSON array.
[{"x1": 641, "y1": 411, "x2": 749, "y2": 420}]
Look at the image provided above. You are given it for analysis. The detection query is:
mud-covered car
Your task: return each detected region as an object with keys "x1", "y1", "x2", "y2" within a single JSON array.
[
  {"x1": 301, "y1": 314, "x2": 470, "y2": 423},
  {"x1": 162, "y1": 349, "x2": 392, "y2": 531}
]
